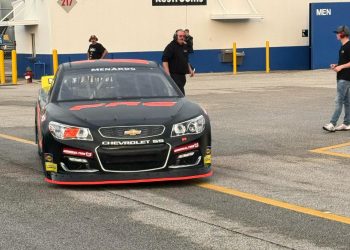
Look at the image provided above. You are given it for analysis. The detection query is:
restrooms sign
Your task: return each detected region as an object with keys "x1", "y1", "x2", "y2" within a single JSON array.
[{"x1": 152, "y1": 0, "x2": 207, "y2": 6}]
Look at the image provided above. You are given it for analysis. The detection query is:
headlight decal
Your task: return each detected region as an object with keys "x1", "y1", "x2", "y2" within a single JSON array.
[
  {"x1": 49, "y1": 121, "x2": 93, "y2": 141},
  {"x1": 171, "y1": 115, "x2": 205, "y2": 137}
]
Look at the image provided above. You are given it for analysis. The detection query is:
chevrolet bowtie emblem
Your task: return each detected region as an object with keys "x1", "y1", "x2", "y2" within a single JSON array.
[{"x1": 124, "y1": 129, "x2": 142, "y2": 136}]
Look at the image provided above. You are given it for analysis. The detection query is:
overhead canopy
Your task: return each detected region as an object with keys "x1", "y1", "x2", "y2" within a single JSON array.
[
  {"x1": 0, "y1": 19, "x2": 38, "y2": 27},
  {"x1": 211, "y1": 0, "x2": 263, "y2": 20},
  {"x1": 0, "y1": 0, "x2": 39, "y2": 27},
  {"x1": 211, "y1": 13, "x2": 263, "y2": 20}
]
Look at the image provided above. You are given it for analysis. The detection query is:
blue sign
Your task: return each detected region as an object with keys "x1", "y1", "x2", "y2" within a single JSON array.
[{"x1": 310, "y1": 2, "x2": 350, "y2": 69}]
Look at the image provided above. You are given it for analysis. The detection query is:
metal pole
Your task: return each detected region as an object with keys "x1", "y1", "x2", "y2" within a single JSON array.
[
  {"x1": 52, "y1": 49, "x2": 58, "y2": 75},
  {"x1": 0, "y1": 50, "x2": 5, "y2": 84},
  {"x1": 233, "y1": 42, "x2": 237, "y2": 75},
  {"x1": 266, "y1": 41, "x2": 270, "y2": 73},
  {"x1": 12, "y1": 50, "x2": 17, "y2": 84}
]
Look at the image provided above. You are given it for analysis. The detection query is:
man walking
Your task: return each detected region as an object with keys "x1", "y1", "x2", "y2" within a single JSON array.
[
  {"x1": 323, "y1": 25, "x2": 350, "y2": 132},
  {"x1": 162, "y1": 29, "x2": 194, "y2": 95}
]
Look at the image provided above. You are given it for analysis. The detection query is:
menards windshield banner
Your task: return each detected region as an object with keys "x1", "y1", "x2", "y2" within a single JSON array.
[{"x1": 152, "y1": 0, "x2": 207, "y2": 6}]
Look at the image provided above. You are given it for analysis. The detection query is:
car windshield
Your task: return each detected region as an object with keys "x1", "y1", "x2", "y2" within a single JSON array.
[{"x1": 56, "y1": 67, "x2": 179, "y2": 101}]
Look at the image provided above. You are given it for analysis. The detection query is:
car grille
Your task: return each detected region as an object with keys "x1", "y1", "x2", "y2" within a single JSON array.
[
  {"x1": 99, "y1": 125, "x2": 165, "y2": 139},
  {"x1": 96, "y1": 144, "x2": 170, "y2": 172}
]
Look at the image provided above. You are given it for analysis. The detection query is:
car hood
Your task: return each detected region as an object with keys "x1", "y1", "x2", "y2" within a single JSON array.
[{"x1": 46, "y1": 98, "x2": 202, "y2": 127}]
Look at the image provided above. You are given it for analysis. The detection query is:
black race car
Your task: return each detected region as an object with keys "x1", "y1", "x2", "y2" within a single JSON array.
[{"x1": 35, "y1": 59, "x2": 212, "y2": 185}]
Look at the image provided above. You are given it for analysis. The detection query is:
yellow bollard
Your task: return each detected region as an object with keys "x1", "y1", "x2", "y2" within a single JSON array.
[
  {"x1": 52, "y1": 49, "x2": 58, "y2": 75},
  {"x1": 12, "y1": 50, "x2": 17, "y2": 84},
  {"x1": 266, "y1": 41, "x2": 270, "y2": 73},
  {"x1": 233, "y1": 42, "x2": 237, "y2": 75},
  {"x1": 0, "y1": 50, "x2": 5, "y2": 84}
]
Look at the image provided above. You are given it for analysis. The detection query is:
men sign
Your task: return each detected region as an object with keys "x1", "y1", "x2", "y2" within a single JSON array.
[{"x1": 57, "y1": 0, "x2": 77, "y2": 13}]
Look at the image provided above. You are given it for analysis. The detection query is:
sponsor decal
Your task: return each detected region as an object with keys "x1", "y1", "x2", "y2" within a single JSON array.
[
  {"x1": 204, "y1": 146, "x2": 211, "y2": 166},
  {"x1": 174, "y1": 142, "x2": 199, "y2": 153},
  {"x1": 124, "y1": 129, "x2": 142, "y2": 136},
  {"x1": 44, "y1": 153, "x2": 53, "y2": 162},
  {"x1": 152, "y1": 0, "x2": 206, "y2": 6},
  {"x1": 45, "y1": 162, "x2": 58, "y2": 172},
  {"x1": 63, "y1": 148, "x2": 93, "y2": 158},
  {"x1": 102, "y1": 139, "x2": 164, "y2": 146},
  {"x1": 91, "y1": 67, "x2": 136, "y2": 72},
  {"x1": 206, "y1": 148, "x2": 211, "y2": 155},
  {"x1": 70, "y1": 102, "x2": 177, "y2": 111},
  {"x1": 204, "y1": 155, "x2": 211, "y2": 166}
]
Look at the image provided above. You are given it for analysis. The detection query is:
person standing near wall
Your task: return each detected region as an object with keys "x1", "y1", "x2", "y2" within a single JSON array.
[
  {"x1": 87, "y1": 35, "x2": 108, "y2": 60},
  {"x1": 184, "y1": 28, "x2": 195, "y2": 72},
  {"x1": 323, "y1": 25, "x2": 350, "y2": 132},
  {"x1": 184, "y1": 29, "x2": 193, "y2": 54},
  {"x1": 162, "y1": 29, "x2": 194, "y2": 95}
]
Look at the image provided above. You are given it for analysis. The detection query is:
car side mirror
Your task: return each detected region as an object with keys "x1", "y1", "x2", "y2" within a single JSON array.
[{"x1": 41, "y1": 75, "x2": 54, "y2": 92}]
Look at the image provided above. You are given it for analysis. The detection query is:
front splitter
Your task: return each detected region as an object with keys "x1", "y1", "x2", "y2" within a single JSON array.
[{"x1": 45, "y1": 167, "x2": 212, "y2": 185}]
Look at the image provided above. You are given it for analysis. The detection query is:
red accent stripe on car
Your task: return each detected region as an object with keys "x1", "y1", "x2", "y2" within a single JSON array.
[
  {"x1": 70, "y1": 103, "x2": 106, "y2": 111},
  {"x1": 44, "y1": 171, "x2": 213, "y2": 185},
  {"x1": 72, "y1": 59, "x2": 149, "y2": 64},
  {"x1": 105, "y1": 102, "x2": 141, "y2": 107},
  {"x1": 71, "y1": 60, "x2": 91, "y2": 64},
  {"x1": 143, "y1": 102, "x2": 177, "y2": 107},
  {"x1": 103, "y1": 59, "x2": 150, "y2": 64}
]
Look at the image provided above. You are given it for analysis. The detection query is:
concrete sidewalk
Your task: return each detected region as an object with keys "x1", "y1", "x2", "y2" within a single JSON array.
[{"x1": 186, "y1": 69, "x2": 335, "y2": 96}]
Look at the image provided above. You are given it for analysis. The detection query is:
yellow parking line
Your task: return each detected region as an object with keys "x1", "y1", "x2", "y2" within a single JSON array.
[
  {"x1": 2, "y1": 132, "x2": 350, "y2": 225},
  {"x1": 0, "y1": 133, "x2": 36, "y2": 146},
  {"x1": 310, "y1": 141, "x2": 350, "y2": 158},
  {"x1": 197, "y1": 183, "x2": 350, "y2": 225},
  {"x1": 311, "y1": 141, "x2": 350, "y2": 152},
  {"x1": 310, "y1": 149, "x2": 350, "y2": 158}
]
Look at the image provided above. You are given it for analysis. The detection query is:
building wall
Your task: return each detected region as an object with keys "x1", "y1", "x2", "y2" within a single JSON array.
[
  {"x1": 14, "y1": 0, "x2": 350, "y2": 77},
  {"x1": 14, "y1": 0, "x2": 53, "y2": 54}
]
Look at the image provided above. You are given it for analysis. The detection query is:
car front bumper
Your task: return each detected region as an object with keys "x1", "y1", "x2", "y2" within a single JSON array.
[{"x1": 45, "y1": 167, "x2": 212, "y2": 185}]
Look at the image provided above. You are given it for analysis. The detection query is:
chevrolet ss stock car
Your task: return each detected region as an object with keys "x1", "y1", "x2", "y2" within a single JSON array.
[{"x1": 35, "y1": 59, "x2": 212, "y2": 185}]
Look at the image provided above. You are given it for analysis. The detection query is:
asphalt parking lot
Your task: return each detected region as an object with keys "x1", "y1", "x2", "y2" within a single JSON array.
[{"x1": 0, "y1": 69, "x2": 350, "y2": 250}]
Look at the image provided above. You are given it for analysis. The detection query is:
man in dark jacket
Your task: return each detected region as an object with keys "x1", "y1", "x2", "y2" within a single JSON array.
[{"x1": 162, "y1": 29, "x2": 194, "y2": 95}]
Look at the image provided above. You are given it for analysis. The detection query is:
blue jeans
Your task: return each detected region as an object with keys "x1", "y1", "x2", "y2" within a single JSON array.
[{"x1": 330, "y1": 79, "x2": 350, "y2": 125}]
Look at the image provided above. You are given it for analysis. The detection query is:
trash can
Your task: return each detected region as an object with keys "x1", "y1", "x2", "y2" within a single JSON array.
[{"x1": 220, "y1": 49, "x2": 245, "y2": 65}]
